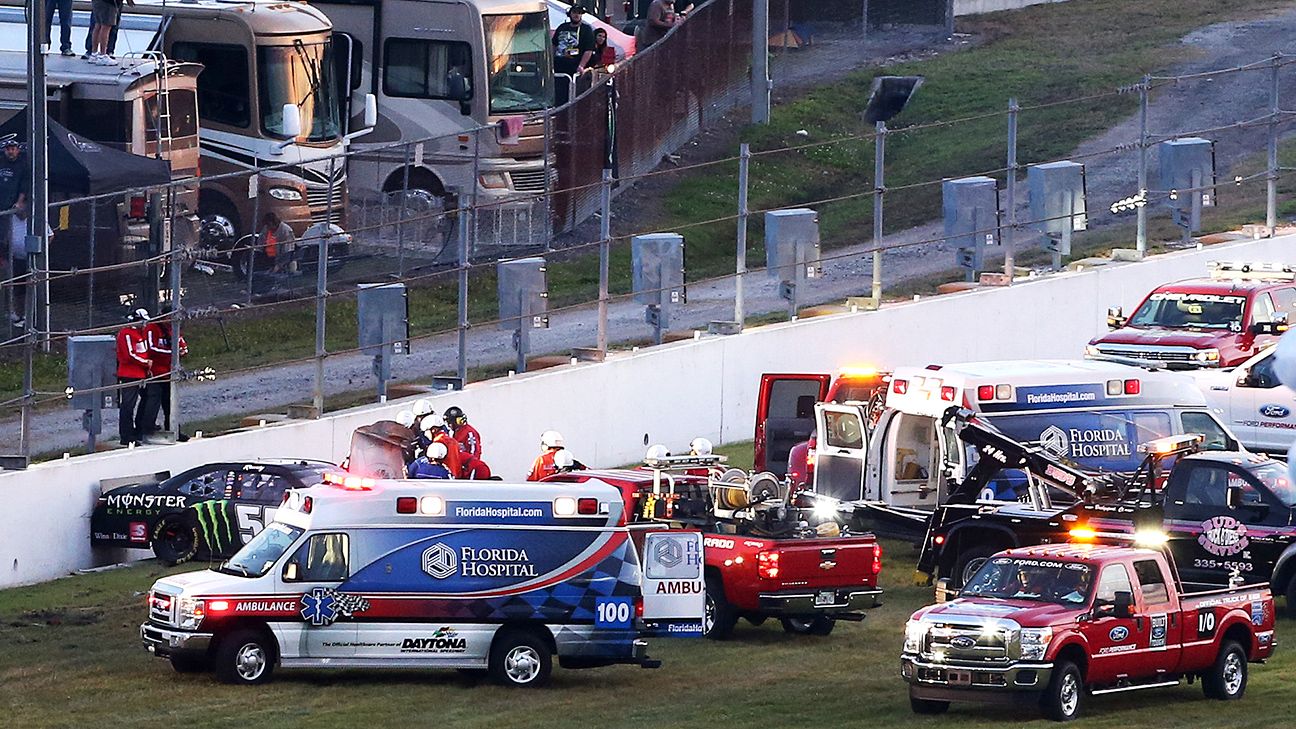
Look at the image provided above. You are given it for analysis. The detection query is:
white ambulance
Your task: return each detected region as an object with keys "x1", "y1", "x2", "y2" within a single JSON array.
[
  {"x1": 141, "y1": 475, "x2": 704, "y2": 687},
  {"x1": 812, "y1": 360, "x2": 1240, "y2": 517}
]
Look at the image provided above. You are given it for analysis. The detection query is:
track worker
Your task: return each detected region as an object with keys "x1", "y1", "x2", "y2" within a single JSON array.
[
  {"x1": 527, "y1": 430, "x2": 570, "y2": 481},
  {"x1": 407, "y1": 442, "x2": 453, "y2": 479},
  {"x1": 445, "y1": 406, "x2": 482, "y2": 459},
  {"x1": 419, "y1": 413, "x2": 463, "y2": 478},
  {"x1": 115, "y1": 308, "x2": 152, "y2": 446}
]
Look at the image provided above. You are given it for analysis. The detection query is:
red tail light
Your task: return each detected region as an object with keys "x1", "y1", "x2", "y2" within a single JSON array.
[
  {"x1": 128, "y1": 195, "x2": 147, "y2": 219},
  {"x1": 1124, "y1": 379, "x2": 1140, "y2": 395},
  {"x1": 892, "y1": 379, "x2": 908, "y2": 395},
  {"x1": 577, "y1": 497, "x2": 599, "y2": 515},
  {"x1": 977, "y1": 385, "x2": 995, "y2": 400},
  {"x1": 634, "y1": 595, "x2": 644, "y2": 619},
  {"x1": 872, "y1": 543, "x2": 883, "y2": 575},
  {"x1": 396, "y1": 497, "x2": 417, "y2": 514},
  {"x1": 301, "y1": 496, "x2": 313, "y2": 514},
  {"x1": 940, "y1": 385, "x2": 956, "y2": 402},
  {"x1": 757, "y1": 550, "x2": 780, "y2": 579}
]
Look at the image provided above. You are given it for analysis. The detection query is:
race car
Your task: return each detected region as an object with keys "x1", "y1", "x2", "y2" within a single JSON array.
[{"x1": 90, "y1": 460, "x2": 337, "y2": 565}]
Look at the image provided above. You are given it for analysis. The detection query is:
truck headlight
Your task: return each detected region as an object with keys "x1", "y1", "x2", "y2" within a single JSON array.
[
  {"x1": 268, "y1": 187, "x2": 303, "y2": 201},
  {"x1": 1018, "y1": 627, "x2": 1052, "y2": 661},
  {"x1": 1084, "y1": 344, "x2": 1101, "y2": 358},
  {"x1": 479, "y1": 172, "x2": 510, "y2": 190},
  {"x1": 1195, "y1": 348, "x2": 1221, "y2": 364},
  {"x1": 177, "y1": 597, "x2": 206, "y2": 630},
  {"x1": 904, "y1": 620, "x2": 925, "y2": 654}
]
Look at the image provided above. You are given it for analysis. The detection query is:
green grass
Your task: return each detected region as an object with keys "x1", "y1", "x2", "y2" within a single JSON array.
[{"x1": 5, "y1": 0, "x2": 1293, "y2": 412}]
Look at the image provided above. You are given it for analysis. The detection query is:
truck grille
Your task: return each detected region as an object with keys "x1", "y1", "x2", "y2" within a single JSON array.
[
  {"x1": 148, "y1": 590, "x2": 175, "y2": 625},
  {"x1": 923, "y1": 623, "x2": 1011, "y2": 663},
  {"x1": 307, "y1": 179, "x2": 345, "y2": 224},
  {"x1": 511, "y1": 169, "x2": 548, "y2": 194},
  {"x1": 1091, "y1": 344, "x2": 1200, "y2": 363}
]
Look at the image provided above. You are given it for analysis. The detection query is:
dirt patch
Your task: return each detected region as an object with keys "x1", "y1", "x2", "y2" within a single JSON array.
[{"x1": 10, "y1": 608, "x2": 103, "y2": 627}]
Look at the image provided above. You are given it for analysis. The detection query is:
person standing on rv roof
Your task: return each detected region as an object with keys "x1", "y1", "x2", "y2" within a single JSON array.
[
  {"x1": 88, "y1": 0, "x2": 134, "y2": 66},
  {"x1": 44, "y1": 0, "x2": 75, "y2": 57}
]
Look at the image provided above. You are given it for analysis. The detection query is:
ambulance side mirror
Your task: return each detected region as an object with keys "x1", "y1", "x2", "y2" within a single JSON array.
[
  {"x1": 934, "y1": 578, "x2": 954, "y2": 603},
  {"x1": 284, "y1": 561, "x2": 299, "y2": 581},
  {"x1": 1226, "y1": 484, "x2": 1243, "y2": 510}
]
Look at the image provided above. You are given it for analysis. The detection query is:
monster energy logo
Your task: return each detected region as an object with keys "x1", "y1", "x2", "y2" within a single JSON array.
[{"x1": 191, "y1": 500, "x2": 234, "y2": 550}]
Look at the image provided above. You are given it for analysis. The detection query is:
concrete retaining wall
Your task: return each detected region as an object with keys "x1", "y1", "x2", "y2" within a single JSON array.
[
  {"x1": 954, "y1": 0, "x2": 1069, "y2": 16},
  {"x1": 2, "y1": 234, "x2": 1290, "y2": 588}
]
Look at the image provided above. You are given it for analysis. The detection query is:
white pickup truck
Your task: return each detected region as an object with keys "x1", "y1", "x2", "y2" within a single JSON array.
[{"x1": 1193, "y1": 345, "x2": 1296, "y2": 454}]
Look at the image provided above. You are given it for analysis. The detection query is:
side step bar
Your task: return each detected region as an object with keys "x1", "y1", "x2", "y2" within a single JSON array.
[{"x1": 1091, "y1": 679, "x2": 1180, "y2": 695}]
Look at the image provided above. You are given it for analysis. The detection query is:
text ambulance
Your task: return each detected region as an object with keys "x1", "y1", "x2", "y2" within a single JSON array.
[
  {"x1": 811, "y1": 360, "x2": 1239, "y2": 518},
  {"x1": 141, "y1": 477, "x2": 703, "y2": 687}
]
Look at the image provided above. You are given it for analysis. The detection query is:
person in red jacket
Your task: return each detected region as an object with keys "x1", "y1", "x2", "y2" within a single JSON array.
[
  {"x1": 142, "y1": 309, "x2": 187, "y2": 437},
  {"x1": 115, "y1": 308, "x2": 152, "y2": 446},
  {"x1": 419, "y1": 413, "x2": 462, "y2": 479},
  {"x1": 527, "y1": 430, "x2": 568, "y2": 481},
  {"x1": 444, "y1": 406, "x2": 482, "y2": 460}
]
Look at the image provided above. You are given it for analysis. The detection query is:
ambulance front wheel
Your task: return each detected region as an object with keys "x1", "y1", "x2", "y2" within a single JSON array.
[
  {"x1": 214, "y1": 628, "x2": 277, "y2": 685},
  {"x1": 489, "y1": 629, "x2": 552, "y2": 688}
]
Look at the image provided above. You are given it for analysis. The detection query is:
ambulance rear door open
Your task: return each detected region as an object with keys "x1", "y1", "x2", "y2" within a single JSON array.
[
  {"x1": 811, "y1": 403, "x2": 869, "y2": 501},
  {"x1": 872, "y1": 410, "x2": 962, "y2": 508},
  {"x1": 638, "y1": 530, "x2": 705, "y2": 637}
]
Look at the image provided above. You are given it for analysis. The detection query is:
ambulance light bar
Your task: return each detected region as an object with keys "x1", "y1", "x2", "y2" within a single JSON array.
[
  {"x1": 1105, "y1": 378, "x2": 1140, "y2": 396},
  {"x1": 323, "y1": 472, "x2": 376, "y2": 491},
  {"x1": 395, "y1": 495, "x2": 446, "y2": 515},
  {"x1": 642, "y1": 453, "x2": 727, "y2": 469},
  {"x1": 555, "y1": 496, "x2": 604, "y2": 516},
  {"x1": 893, "y1": 376, "x2": 959, "y2": 402},
  {"x1": 974, "y1": 384, "x2": 1014, "y2": 402},
  {"x1": 1208, "y1": 261, "x2": 1296, "y2": 281}
]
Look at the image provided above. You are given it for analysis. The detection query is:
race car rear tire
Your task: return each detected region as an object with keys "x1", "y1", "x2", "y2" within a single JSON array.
[
  {"x1": 1203, "y1": 640, "x2": 1247, "y2": 700},
  {"x1": 488, "y1": 629, "x2": 552, "y2": 688},
  {"x1": 214, "y1": 628, "x2": 276, "y2": 685},
  {"x1": 703, "y1": 577, "x2": 737, "y2": 640},
  {"x1": 152, "y1": 516, "x2": 200, "y2": 566},
  {"x1": 909, "y1": 694, "x2": 949, "y2": 715},
  {"x1": 780, "y1": 616, "x2": 836, "y2": 636},
  {"x1": 169, "y1": 655, "x2": 209, "y2": 674}
]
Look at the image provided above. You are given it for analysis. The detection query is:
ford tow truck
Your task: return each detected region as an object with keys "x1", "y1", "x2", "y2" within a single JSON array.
[
  {"x1": 547, "y1": 451, "x2": 883, "y2": 639},
  {"x1": 902, "y1": 542, "x2": 1276, "y2": 720}
]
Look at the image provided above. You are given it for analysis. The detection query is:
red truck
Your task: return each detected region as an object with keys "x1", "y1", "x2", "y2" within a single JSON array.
[
  {"x1": 1087, "y1": 261, "x2": 1296, "y2": 368},
  {"x1": 547, "y1": 466, "x2": 883, "y2": 639},
  {"x1": 755, "y1": 368, "x2": 890, "y2": 488},
  {"x1": 901, "y1": 543, "x2": 1276, "y2": 721}
]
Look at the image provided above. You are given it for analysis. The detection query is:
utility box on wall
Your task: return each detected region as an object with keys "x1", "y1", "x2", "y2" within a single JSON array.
[
  {"x1": 631, "y1": 233, "x2": 686, "y2": 307},
  {"x1": 357, "y1": 283, "x2": 410, "y2": 356},
  {"x1": 764, "y1": 208, "x2": 821, "y2": 282},
  {"x1": 497, "y1": 257, "x2": 549, "y2": 330},
  {"x1": 67, "y1": 335, "x2": 117, "y2": 410},
  {"x1": 944, "y1": 176, "x2": 999, "y2": 276},
  {"x1": 1158, "y1": 137, "x2": 1215, "y2": 233},
  {"x1": 1028, "y1": 161, "x2": 1088, "y2": 256}
]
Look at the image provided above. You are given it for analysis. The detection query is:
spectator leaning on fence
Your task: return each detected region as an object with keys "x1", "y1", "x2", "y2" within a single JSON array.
[
  {"x1": 553, "y1": 5, "x2": 596, "y2": 78},
  {"x1": 0, "y1": 138, "x2": 29, "y2": 328},
  {"x1": 638, "y1": 0, "x2": 679, "y2": 48},
  {"x1": 591, "y1": 29, "x2": 616, "y2": 70}
]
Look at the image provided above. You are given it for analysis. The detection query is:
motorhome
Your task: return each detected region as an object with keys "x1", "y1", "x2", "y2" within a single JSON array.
[
  {"x1": 315, "y1": 0, "x2": 552, "y2": 240},
  {"x1": 779, "y1": 360, "x2": 1241, "y2": 529},
  {"x1": 0, "y1": 0, "x2": 371, "y2": 253},
  {"x1": 0, "y1": 51, "x2": 200, "y2": 304}
]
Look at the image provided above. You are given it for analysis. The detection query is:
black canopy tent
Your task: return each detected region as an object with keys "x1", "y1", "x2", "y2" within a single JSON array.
[{"x1": 0, "y1": 107, "x2": 171, "y2": 195}]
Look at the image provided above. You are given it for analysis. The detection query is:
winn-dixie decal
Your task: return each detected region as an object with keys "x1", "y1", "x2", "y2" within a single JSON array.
[{"x1": 344, "y1": 527, "x2": 622, "y2": 595}]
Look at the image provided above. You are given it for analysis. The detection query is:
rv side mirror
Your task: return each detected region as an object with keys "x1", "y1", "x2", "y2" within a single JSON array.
[
  {"x1": 281, "y1": 103, "x2": 303, "y2": 139},
  {"x1": 1113, "y1": 590, "x2": 1133, "y2": 619},
  {"x1": 1226, "y1": 483, "x2": 1244, "y2": 510},
  {"x1": 1106, "y1": 306, "x2": 1126, "y2": 330},
  {"x1": 447, "y1": 70, "x2": 473, "y2": 115},
  {"x1": 363, "y1": 93, "x2": 378, "y2": 129}
]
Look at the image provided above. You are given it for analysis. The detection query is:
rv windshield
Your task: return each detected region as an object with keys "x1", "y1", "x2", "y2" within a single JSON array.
[
  {"x1": 1129, "y1": 292, "x2": 1246, "y2": 330},
  {"x1": 483, "y1": 13, "x2": 554, "y2": 114},
  {"x1": 258, "y1": 41, "x2": 342, "y2": 142}
]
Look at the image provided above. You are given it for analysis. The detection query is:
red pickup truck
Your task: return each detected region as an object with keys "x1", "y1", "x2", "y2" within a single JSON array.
[
  {"x1": 547, "y1": 468, "x2": 883, "y2": 639},
  {"x1": 901, "y1": 543, "x2": 1276, "y2": 721},
  {"x1": 1087, "y1": 262, "x2": 1296, "y2": 368}
]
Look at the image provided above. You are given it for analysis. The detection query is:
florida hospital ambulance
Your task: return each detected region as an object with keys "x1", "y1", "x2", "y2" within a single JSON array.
[
  {"x1": 812, "y1": 360, "x2": 1241, "y2": 524},
  {"x1": 141, "y1": 475, "x2": 704, "y2": 687}
]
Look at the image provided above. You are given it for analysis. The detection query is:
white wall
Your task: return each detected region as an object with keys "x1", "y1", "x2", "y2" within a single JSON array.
[
  {"x1": 2, "y1": 234, "x2": 1291, "y2": 589},
  {"x1": 954, "y1": 0, "x2": 1069, "y2": 17}
]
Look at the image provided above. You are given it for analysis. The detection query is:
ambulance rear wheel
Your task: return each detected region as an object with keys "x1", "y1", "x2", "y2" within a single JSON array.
[
  {"x1": 489, "y1": 630, "x2": 552, "y2": 688},
  {"x1": 214, "y1": 628, "x2": 276, "y2": 685},
  {"x1": 152, "y1": 516, "x2": 199, "y2": 566}
]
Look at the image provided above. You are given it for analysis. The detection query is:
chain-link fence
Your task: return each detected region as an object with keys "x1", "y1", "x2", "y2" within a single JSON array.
[{"x1": 4, "y1": 33, "x2": 1296, "y2": 463}]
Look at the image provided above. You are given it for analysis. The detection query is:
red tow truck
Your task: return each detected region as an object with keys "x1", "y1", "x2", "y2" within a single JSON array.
[
  {"x1": 901, "y1": 542, "x2": 1276, "y2": 721},
  {"x1": 1087, "y1": 261, "x2": 1296, "y2": 368},
  {"x1": 755, "y1": 368, "x2": 890, "y2": 489},
  {"x1": 548, "y1": 454, "x2": 883, "y2": 639}
]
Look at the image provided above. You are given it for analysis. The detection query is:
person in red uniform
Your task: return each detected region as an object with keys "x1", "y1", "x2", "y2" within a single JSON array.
[
  {"x1": 142, "y1": 309, "x2": 187, "y2": 437},
  {"x1": 527, "y1": 430, "x2": 568, "y2": 481},
  {"x1": 115, "y1": 308, "x2": 152, "y2": 446},
  {"x1": 460, "y1": 453, "x2": 493, "y2": 480},
  {"x1": 419, "y1": 413, "x2": 462, "y2": 479},
  {"x1": 444, "y1": 406, "x2": 482, "y2": 460}
]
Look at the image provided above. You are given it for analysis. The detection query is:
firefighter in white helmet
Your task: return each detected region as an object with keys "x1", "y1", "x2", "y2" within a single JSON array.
[
  {"x1": 419, "y1": 413, "x2": 462, "y2": 478},
  {"x1": 689, "y1": 437, "x2": 714, "y2": 456},
  {"x1": 528, "y1": 430, "x2": 569, "y2": 481},
  {"x1": 407, "y1": 442, "x2": 453, "y2": 479}
]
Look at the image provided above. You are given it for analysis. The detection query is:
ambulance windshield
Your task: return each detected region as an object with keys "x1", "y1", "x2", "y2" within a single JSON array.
[{"x1": 222, "y1": 522, "x2": 304, "y2": 578}]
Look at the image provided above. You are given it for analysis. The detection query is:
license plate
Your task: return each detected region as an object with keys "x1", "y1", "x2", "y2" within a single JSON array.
[
  {"x1": 947, "y1": 670, "x2": 972, "y2": 686},
  {"x1": 814, "y1": 590, "x2": 836, "y2": 607}
]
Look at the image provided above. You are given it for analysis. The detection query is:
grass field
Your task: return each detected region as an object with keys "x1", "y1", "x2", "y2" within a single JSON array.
[{"x1": 2, "y1": 443, "x2": 1294, "y2": 728}]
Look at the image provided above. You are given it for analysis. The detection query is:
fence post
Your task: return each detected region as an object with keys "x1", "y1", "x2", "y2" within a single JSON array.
[
  {"x1": 945, "y1": 0, "x2": 955, "y2": 37},
  {"x1": 397, "y1": 142, "x2": 412, "y2": 277},
  {"x1": 457, "y1": 182, "x2": 471, "y2": 384},
  {"x1": 313, "y1": 157, "x2": 335, "y2": 416},
  {"x1": 861, "y1": 0, "x2": 869, "y2": 37},
  {"x1": 247, "y1": 171, "x2": 261, "y2": 305},
  {"x1": 735, "y1": 143, "x2": 751, "y2": 327},
  {"x1": 87, "y1": 202, "x2": 96, "y2": 327},
  {"x1": 869, "y1": 121, "x2": 886, "y2": 305},
  {"x1": 597, "y1": 168, "x2": 612, "y2": 352},
  {"x1": 168, "y1": 186, "x2": 183, "y2": 437},
  {"x1": 1005, "y1": 97, "x2": 1018, "y2": 278},
  {"x1": 752, "y1": 0, "x2": 771, "y2": 124},
  {"x1": 1268, "y1": 54, "x2": 1280, "y2": 237},
  {"x1": 1136, "y1": 74, "x2": 1150, "y2": 256}
]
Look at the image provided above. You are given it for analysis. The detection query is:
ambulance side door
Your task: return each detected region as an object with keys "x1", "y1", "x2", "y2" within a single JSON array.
[
  {"x1": 276, "y1": 531, "x2": 357, "y2": 659},
  {"x1": 812, "y1": 403, "x2": 868, "y2": 501},
  {"x1": 639, "y1": 531, "x2": 705, "y2": 637}
]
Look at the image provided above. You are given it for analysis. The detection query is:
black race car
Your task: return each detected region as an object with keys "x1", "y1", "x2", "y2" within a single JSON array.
[{"x1": 91, "y1": 460, "x2": 338, "y2": 565}]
